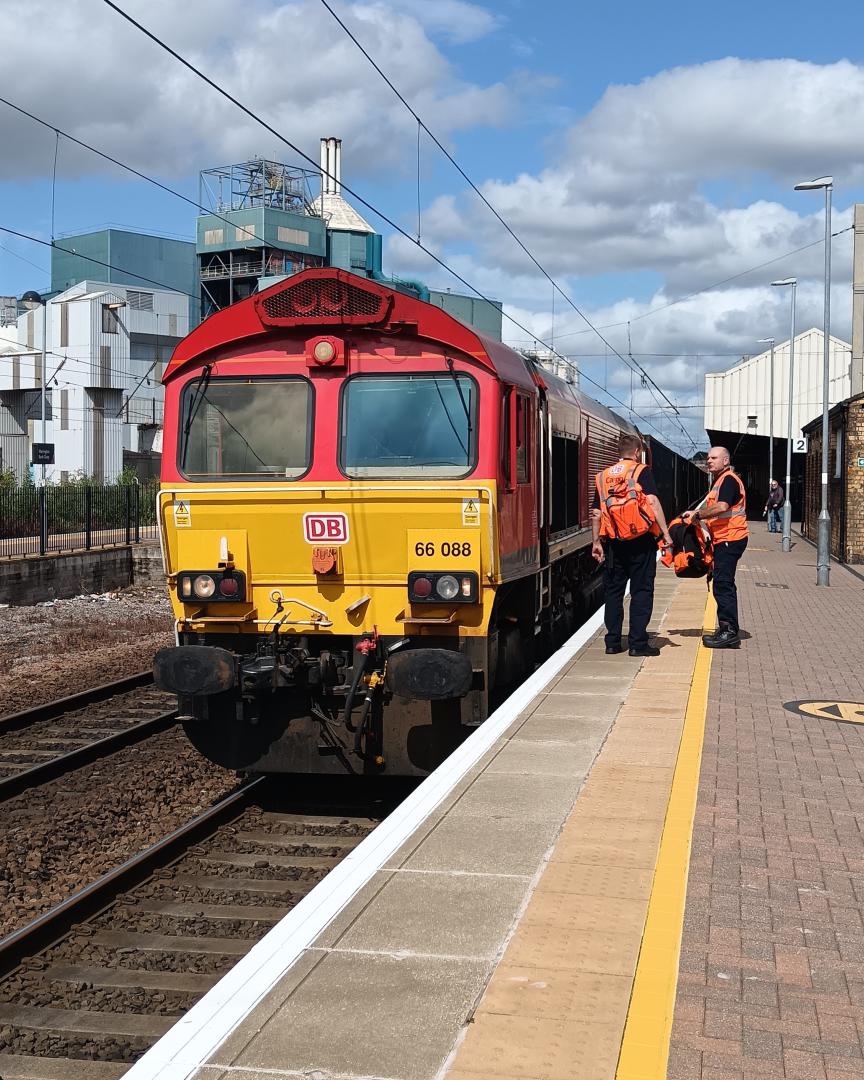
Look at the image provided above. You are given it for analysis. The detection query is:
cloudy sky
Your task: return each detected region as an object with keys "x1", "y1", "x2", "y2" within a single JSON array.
[{"x1": 1, "y1": 0, "x2": 863, "y2": 450}]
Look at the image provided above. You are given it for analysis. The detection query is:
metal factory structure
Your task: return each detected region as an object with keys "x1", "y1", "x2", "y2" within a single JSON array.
[{"x1": 1, "y1": 138, "x2": 501, "y2": 483}]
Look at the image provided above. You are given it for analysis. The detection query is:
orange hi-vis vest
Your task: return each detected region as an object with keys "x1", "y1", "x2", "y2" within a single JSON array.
[
  {"x1": 704, "y1": 468, "x2": 748, "y2": 542},
  {"x1": 596, "y1": 459, "x2": 659, "y2": 540}
]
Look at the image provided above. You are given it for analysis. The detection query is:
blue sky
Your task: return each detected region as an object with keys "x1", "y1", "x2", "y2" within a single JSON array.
[{"x1": 2, "y1": 0, "x2": 864, "y2": 450}]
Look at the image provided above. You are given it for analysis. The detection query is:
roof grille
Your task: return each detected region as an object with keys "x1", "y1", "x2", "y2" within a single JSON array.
[{"x1": 256, "y1": 276, "x2": 391, "y2": 326}]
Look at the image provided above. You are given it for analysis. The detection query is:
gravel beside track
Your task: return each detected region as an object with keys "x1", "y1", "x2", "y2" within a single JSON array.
[
  {"x1": 0, "y1": 795, "x2": 385, "y2": 1068},
  {"x1": 0, "y1": 729, "x2": 237, "y2": 939},
  {"x1": 0, "y1": 584, "x2": 173, "y2": 718},
  {"x1": 0, "y1": 685, "x2": 177, "y2": 789}
]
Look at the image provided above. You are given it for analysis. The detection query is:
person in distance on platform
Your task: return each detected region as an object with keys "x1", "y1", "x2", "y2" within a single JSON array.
[
  {"x1": 591, "y1": 433, "x2": 672, "y2": 658},
  {"x1": 682, "y1": 446, "x2": 748, "y2": 649},
  {"x1": 764, "y1": 479, "x2": 783, "y2": 534}
]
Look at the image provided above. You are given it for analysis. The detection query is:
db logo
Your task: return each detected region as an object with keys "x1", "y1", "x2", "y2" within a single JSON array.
[{"x1": 303, "y1": 513, "x2": 349, "y2": 545}]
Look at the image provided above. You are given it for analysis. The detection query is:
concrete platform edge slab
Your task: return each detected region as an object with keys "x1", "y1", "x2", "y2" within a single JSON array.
[{"x1": 120, "y1": 598, "x2": 620, "y2": 1080}]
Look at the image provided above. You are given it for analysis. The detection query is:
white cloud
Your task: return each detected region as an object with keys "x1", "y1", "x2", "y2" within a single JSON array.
[
  {"x1": 384, "y1": 227, "x2": 854, "y2": 453},
  {"x1": 399, "y1": 57, "x2": 864, "y2": 288},
  {"x1": 382, "y1": 55, "x2": 864, "y2": 451},
  {"x1": 383, "y1": 0, "x2": 502, "y2": 44},
  {"x1": 0, "y1": 0, "x2": 511, "y2": 180}
]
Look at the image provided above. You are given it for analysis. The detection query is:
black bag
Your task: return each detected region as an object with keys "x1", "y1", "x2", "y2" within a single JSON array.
[{"x1": 661, "y1": 517, "x2": 714, "y2": 580}]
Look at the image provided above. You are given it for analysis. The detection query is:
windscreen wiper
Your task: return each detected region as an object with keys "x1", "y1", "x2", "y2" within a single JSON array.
[
  {"x1": 179, "y1": 363, "x2": 213, "y2": 469},
  {"x1": 445, "y1": 356, "x2": 472, "y2": 438}
]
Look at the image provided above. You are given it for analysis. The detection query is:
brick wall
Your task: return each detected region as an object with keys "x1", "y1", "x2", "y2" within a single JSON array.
[
  {"x1": 806, "y1": 395, "x2": 864, "y2": 563},
  {"x1": 807, "y1": 397, "x2": 864, "y2": 565},
  {"x1": 845, "y1": 400, "x2": 864, "y2": 563}
]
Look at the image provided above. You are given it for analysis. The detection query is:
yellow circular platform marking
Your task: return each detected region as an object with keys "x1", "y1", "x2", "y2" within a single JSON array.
[{"x1": 784, "y1": 700, "x2": 864, "y2": 724}]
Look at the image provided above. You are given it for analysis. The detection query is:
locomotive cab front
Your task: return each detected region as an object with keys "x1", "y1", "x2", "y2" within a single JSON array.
[{"x1": 154, "y1": 269, "x2": 536, "y2": 776}]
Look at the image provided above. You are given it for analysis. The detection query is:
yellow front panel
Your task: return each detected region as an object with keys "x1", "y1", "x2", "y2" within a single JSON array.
[{"x1": 159, "y1": 482, "x2": 499, "y2": 638}]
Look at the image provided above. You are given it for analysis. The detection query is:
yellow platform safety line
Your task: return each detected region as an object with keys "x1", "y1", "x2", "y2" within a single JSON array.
[{"x1": 615, "y1": 591, "x2": 716, "y2": 1080}]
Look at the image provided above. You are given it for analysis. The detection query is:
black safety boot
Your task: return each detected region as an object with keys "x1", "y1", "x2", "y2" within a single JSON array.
[
  {"x1": 628, "y1": 644, "x2": 660, "y2": 657},
  {"x1": 703, "y1": 625, "x2": 740, "y2": 649},
  {"x1": 605, "y1": 644, "x2": 623, "y2": 654}
]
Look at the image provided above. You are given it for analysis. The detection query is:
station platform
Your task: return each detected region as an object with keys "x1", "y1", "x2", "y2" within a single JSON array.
[{"x1": 127, "y1": 531, "x2": 864, "y2": 1080}]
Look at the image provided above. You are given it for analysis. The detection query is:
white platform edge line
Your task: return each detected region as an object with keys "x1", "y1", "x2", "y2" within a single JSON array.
[{"x1": 124, "y1": 602, "x2": 610, "y2": 1080}]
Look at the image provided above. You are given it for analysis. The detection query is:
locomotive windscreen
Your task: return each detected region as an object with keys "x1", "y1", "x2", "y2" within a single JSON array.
[
  {"x1": 340, "y1": 374, "x2": 476, "y2": 478},
  {"x1": 179, "y1": 376, "x2": 311, "y2": 480}
]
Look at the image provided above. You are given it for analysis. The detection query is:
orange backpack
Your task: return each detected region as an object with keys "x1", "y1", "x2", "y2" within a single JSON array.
[
  {"x1": 661, "y1": 516, "x2": 714, "y2": 579},
  {"x1": 596, "y1": 461, "x2": 660, "y2": 540}
]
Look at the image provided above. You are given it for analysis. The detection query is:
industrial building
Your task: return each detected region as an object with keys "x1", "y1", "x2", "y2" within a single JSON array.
[
  {"x1": 703, "y1": 328, "x2": 855, "y2": 518},
  {"x1": 0, "y1": 281, "x2": 188, "y2": 483},
  {"x1": 196, "y1": 140, "x2": 503, "y2": 339},
  {"x1": 2, "y1": 138, "x2": 502, "y2": 482},
  {"x1": 51, "y1": 228, "x2": 198, "y2": 324},
  {"x1": 197, "y1": 158, "x2": 326, "y2": 315}
]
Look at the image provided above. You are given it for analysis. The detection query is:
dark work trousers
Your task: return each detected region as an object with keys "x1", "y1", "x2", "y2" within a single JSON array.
[
  {"x1": 602, "y1": 534, "x2": 657, "y2": 650},
  {"x1": 712, "y1": 537, "x2": 748, "y2": 632}
]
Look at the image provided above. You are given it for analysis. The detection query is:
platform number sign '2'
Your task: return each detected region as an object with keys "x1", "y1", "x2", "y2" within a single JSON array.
[{"x1": 793, "y1": 436, "x2": 808, "y2": 453}]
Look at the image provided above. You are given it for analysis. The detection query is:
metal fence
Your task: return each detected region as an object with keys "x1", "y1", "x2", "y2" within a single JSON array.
[{"x1": 0, "y1": 484, "x2": 159, "y2": 558}]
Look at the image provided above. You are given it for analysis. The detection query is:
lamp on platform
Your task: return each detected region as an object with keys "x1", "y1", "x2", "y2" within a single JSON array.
[
  {"x1": 770, "y1": 280, "x2": 797, "y2": 553},
  {"x1": 794, "y1": 176, "x2": 833, "y2": 584},
  {"x1": 757, "y1": 338, "x2": 776, "y2": 492}
]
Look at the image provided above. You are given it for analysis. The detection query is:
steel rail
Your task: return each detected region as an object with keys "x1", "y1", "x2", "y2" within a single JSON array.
[
  {"x1": 0, "y1": 671, "x2": 156, "y2": 734},
  {"x1": 0, "y1": 707, "x2": 179, "y2": 803},
  {"x1": 0, "y1": 780, "x2": 263, "y2": 975}
]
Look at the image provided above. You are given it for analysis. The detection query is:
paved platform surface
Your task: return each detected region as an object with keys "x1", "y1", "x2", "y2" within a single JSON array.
[
  {"x1": 59, "y1": 527, "x2": 864, "y2": 1080},
  {"x1": 172, "y1": 573, "x2": 693, "y2": 1080},
  {"x1": 668, "y1": 535, "x2": 864, "y2": 1079}
]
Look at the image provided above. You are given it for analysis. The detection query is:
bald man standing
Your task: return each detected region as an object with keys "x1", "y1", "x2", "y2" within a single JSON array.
[{"x1": 683, "y1": 447, "x2": 748, "y2": 648}]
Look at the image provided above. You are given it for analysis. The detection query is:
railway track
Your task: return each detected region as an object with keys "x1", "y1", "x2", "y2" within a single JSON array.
[
  {"x1": 0, "y1": 777, "x2": 401, "y2": 1079},
  {"x1": 0, "y1": 674, "x2": 178, "y2": 802}
]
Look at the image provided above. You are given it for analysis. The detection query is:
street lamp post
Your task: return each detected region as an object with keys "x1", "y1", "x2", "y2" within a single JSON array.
[
  {"x1": 758, "y1": 337, "x2": 776, "y2": 500},
  {"x1": 795, "y1": 176, "x2": 834, "y2": 585},
  {"x1": 771, "y1": 280, "x2": 797, "y2": 553},
  {"x1": 20, "y1": 291, "x2": 48, "y2": 486}
]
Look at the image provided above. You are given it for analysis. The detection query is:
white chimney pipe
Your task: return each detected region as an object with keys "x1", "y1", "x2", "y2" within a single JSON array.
[{"x1": 320, "y1": 136, "x2": 342, "y2": 197}]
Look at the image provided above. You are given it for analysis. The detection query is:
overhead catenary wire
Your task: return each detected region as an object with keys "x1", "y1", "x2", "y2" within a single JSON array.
[
  {"x1": 0, "y1": 92, "x2": 264, "y2": 286},
  {"x1": 4, "y1": 18, "x2": 693, "y2": 454},
  {"x1": 550, "y1": 225, "x2": 855, "y2": 342},
  {"x1": 0, "y1": 222, "x2": 203, "y2": 306},
  {"x1": 2, "y1": 19, "x2": 695, "y2": 452},
  {"x1": 92, "y1": 1, "x2": 692, "y2": 451},
  {"x1": 0, "y1": 241, "x2": 51, "y2": 278},
  {"x1": 315, "y1": 0, "x2": 696, "y2": 450},
  {"x1": 5, "y1": 33, "x2": 850, "y2": 448},
  {"x1": 4, "y1": 216, "x2": 687, "y2": 450}
]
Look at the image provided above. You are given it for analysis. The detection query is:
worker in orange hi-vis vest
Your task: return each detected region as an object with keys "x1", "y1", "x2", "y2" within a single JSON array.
[
  {"x1": 682, "y1": 446, "x2": 748, "y2": 649},
  {"x1": 591, "y1": 432, "x2": 672, "y2": 658}
]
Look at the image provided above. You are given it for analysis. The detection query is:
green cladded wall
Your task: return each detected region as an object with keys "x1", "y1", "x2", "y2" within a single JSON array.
[
  {"x1": 51, "y1": 229, "x2": 199, "y2": 325},
  {"x1": 429, "y1": 290, "x2": 503, "y2": 340}
]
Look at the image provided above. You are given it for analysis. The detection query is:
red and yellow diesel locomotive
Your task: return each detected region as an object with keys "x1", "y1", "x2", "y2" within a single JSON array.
[{"x1": 154, "y1": 267, "x2": 635, "y2": 775}]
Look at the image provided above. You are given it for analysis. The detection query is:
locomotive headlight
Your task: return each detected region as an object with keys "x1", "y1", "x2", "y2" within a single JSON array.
[
  {"x1": 193, "y1": 574, "x2": 216, "y2": 599},
  {"x1": 178, "y1": 570, "x2": 245, "y2": 603},
  {"x1": 313, "y1": 339, "x2": 336, "y2": 363},
  {"x1": 435, "y1": 575, "x2": 460, "y2": 600}
]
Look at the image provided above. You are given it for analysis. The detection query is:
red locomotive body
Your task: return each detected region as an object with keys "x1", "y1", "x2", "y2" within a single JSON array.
[{"x1": 154, "y1": 269, "x2": 635, "y2": 775}]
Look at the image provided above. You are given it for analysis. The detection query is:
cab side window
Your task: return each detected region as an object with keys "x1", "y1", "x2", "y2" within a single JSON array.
[{"x1": 516, "y1": 394, "x2": 530, "y2": 484}]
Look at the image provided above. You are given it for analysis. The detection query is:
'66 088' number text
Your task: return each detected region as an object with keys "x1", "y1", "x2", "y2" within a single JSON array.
[{"x1": 414, "y1": 541, "x2": 472, "y2": 557}]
